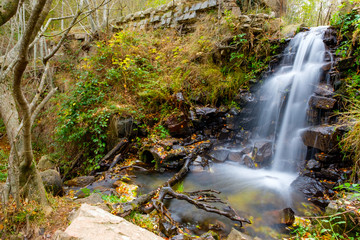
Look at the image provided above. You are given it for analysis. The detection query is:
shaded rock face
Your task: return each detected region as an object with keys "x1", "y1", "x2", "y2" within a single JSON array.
[
  {"x1": 301, "y1": 126, "x2": 339, "y2": 153},
  {"x1": 55, "y1": 204, "x2": 163, "y2": 240},
  {"x1": 165, "y1": 113, "x2": 191, "y2": 138},
  {"x1": 40, "y1": 169, "x2": 63, "y2": 196},
  {"x1": 308, "y1": 95, "x2": 336, "y2": 110}
]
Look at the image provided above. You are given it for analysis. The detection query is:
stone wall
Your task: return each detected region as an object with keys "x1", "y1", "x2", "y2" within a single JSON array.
[{"x1": 111, "y1": 0, "x2": 270, "y2": 32}]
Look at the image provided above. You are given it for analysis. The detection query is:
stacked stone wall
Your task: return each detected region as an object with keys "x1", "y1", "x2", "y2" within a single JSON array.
[{"x1": 111, "y1": 0, "x2": 270, "y2": 32}]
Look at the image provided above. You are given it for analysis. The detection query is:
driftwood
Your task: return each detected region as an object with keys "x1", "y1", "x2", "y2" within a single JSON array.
[
  {"x1": 158, "y1": 187, "x2": 251, "y2": 225},
  {"x1": 116, "y1": 141, "x2": 251, "y2": 228},
  {"x1": 98, "y1": 138, "x2": 129, "y2": 170},
  {"x1": 117, "y1": 142, "x2": 209, "y2": 216}
]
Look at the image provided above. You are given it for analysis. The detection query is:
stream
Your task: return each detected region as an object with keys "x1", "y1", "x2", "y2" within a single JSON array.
[{"x1": 134, "y1": 27, "x2": 330, "y2": 238}]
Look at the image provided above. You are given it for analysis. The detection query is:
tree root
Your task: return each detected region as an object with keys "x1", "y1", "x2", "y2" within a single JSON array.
[{"x1": 115, "y1": 141, "x2": 251, "y2": 228}]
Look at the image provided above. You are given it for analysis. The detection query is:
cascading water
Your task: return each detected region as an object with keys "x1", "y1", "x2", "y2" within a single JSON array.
[{"x1": 257, "y1": 26, "x2": 329, "y2": 172}]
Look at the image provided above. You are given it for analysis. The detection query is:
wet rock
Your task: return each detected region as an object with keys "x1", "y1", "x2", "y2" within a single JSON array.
[
  {"x1": 57, "y1": 204, "x2": 163, "y2": 240},
  {"x1": 165, "y1": 113, "x2": 191, "y2": 138},
  {"x1": 159, "y1": 220, "x2": 177, "y2": 237},
  {"x1": 235, "y1": 130, "x2": 251, "y2": 143},
  {"x1": 195, "y1": 107, "x2": 218, "y2": 117},
  {"x1": 291, "y1": 176, "x2": 325, "y2": 198},
  {"x1": 65, "y1": 176, "x2": 96, "y2": 187},
  {"x1": 40, "y1": 169, "x2": 63, "y2": 196},
  {"x1": 242, "y1": 155, "x2": 256, "y2": 168},
  {"x1": 209, "y1": 149, "x2": 229, "y2": 162},
  {"x1": 228, "y1": 151, "x2": 243, "y2": 162},
  {"x1": 263, "y1": 208, "x2": 295, "y2": 226},
  {"x1": 306, "y1": 159, "x2": 321, "y2": 170},
  {"x1": 229, "y1": 107, "x2": 241, "y2": 116},
  {"x1": 308, "y1": 95, "x2": 336, "y2": 110},
  {"x1": 227, "y1": 228, "x2": 253, "y2": 240},
  {"x1": 253, "y1": 141, "x2": 272, "y2": 163},
  {"x1": 37, "y1": 155, "x2": 56, "y2": 171},
  {"x1": 314, "y1": 83, "x2": 335, "y2": 97},
  {"x1": 322, "y1": 63, "x2": 332, "y2": 71},
  {"x1": 301, "y1": 126, "x2": 340, "y2": 152},
  {"x1": 234, "y1": 89, "x2": 256, "y2": 106},
  {"x1": 314, "y1": 168, "x2": 341, "y2": 181}
]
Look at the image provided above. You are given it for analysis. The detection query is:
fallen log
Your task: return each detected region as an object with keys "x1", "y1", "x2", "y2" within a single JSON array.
[{"x1": 98, "y1": 138, "x2": 129, "y2": 171}]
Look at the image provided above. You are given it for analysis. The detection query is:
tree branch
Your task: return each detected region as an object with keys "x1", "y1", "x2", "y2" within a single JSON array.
[
  {"x1": 13, "y1": 0, "x2": 48, "y2": 168},
  {"x1": 159, "y1": 186, "x2": 251, "y2": 225}
]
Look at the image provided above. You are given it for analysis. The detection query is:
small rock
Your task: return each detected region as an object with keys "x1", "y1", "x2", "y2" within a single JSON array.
[
  {"x1": 315, "y1": 83, "x2": 334, "y2": 97},
  {"x1": 65, "y1": 176, "x2": 95, "y2": 187},
  {"x1": 306, "y1": 159, "x2": 321, "y2": 170},
  {"x1": 253, "y1": 141, "x2": 272, "y2": 163},
  {"x1": 227, "y1": 228, "x2": 253, "y2": 240},
  {"x1": 228, "y1": 151, "x2": 243, "y2": 162}
]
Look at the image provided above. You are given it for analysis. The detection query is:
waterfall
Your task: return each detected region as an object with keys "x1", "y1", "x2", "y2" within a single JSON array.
[{"x1": 256, "y1": 27, "x2": 328, "y2": 172}]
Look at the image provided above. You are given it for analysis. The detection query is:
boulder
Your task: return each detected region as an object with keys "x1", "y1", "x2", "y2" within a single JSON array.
[
  {"x1": 253, "y1": 141, "x2": 272, "y2": 163},
  {"x1": 301, "y1": 126, "x2": 339, "y2": 152},
  {"x1": 40, "y1": 169, "x2": 63, "y2": 196},
  {"x1": 209, "y1": 149, "x2": 229, "y2": 162},
  {"x1": 291, "y1": 176, "x2": 325, "y2": 198},
  {"x1": 55, "y1": 204, "x2": 163, "y2": 240},
  {"x1": 308, "y1": 95, "x2": 336, "y2": 110},
  {"x1": 165, "y1": 113, "x2": 191, "y2": 138},
  {"x1": 37, "y1": 155, "x2": 56, "y2": 171}
]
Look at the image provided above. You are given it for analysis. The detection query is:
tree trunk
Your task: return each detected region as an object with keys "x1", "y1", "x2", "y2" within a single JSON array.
[{"x1": 0, "y1": 0, "x2": 53, "y2": 208}]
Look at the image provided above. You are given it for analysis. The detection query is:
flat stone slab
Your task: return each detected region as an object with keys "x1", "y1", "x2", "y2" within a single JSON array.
[{"x1": 56, "y1": 204, "x2": 163, "y2": 240}]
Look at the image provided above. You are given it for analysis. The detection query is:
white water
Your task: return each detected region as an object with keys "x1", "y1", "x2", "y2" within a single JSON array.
[
  {"x1": 257, "y1": 27, "x2": 328, "y2": 172},
  {"x1": 216, "y1": 27, "x2": 330, "y2": 205}
]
